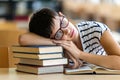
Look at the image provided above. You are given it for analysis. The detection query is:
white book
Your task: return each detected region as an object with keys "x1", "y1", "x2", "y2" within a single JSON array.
[
  {"x1": 14, "y1": 52, "x2": 63, "y2": 59},
  {"x1": 19, "y1": 58, "x2": 68, "y2": 66},
  {"x1": 16, "y1": 64, "x2": 64, "y2": 74},
  {"x1": 12, "y1": 45, "x2": 63, "y2": 54}
]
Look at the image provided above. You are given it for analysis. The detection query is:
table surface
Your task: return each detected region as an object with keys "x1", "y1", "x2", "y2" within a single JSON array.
[{"x1": 0, "y1": 68, "x2": 120, "y2": 80}]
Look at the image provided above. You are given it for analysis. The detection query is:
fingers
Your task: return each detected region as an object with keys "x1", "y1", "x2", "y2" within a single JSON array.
[
  {"x1": 69, "y1": 59, "x2": 80, "y2": 69},
  {"x1": 52, "y1": 40, "x2": 71, "y2": 49},
  {"x1": 52, "y1": 40, "x2": 70, "y2": 44},
  {"x1": 53, "y1": 40, "x2": 82, "y2": 68},
  {"x1": 66, "y1": 52, "x2": 81, "y2": 69},
  {"x1": 58, "y1": 12, "x2": 64, "y2": 16},
  {"x1": 65, "y1": 50, "x2": 77, "y2": 60},
  {"x1": 52, "y1": 40, "x2": 61, "y2": 44},
  {"x1": 78, "y1": 60, "x2": 83, "y2": 67},
  {"x1": 53, "y1": 40, "x2": 80, "y2": 61},
  {"x1": 64, "y1": 50, "x2": 71, "y2": 59}
]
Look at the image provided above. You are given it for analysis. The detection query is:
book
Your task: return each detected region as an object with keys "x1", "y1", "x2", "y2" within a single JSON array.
[
  {"x1": 13, "y1": 52, "x2": 63, "y2": 59},
  {"x1": 12, "y1": 45, "x2": 63, "y2": 54},
  {"x1": 19, "y1": 58, "x2": 68, "y2": 66},
  {"x1": 16, "y1": 64, "x2": 64, "y2": 74},
  {"x1": 64, "y1": 64, "x2": 120, "y2": 74}
]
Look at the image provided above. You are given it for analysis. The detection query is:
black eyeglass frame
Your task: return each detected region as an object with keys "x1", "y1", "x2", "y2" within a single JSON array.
[{"x1": 54, "y1": 15, "x2": 69, "y2": 40}]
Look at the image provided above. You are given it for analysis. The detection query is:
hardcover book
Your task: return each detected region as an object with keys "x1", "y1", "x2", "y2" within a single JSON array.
[
  {"x1": 12, "y1": 45, "x2": 63, "y2": 54},
  {"x1": 19, "y1": 58, "x2": 68, "y2": 66},
  {"x1": 13, "y1": 52, "x2": 63, "y2": 59},
  {"x1": 16, "y1": 64, "x2": 64, "y2": 74}
]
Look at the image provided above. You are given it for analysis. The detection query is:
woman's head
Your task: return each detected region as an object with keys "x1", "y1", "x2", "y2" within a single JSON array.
[
  {"x1": 29, "y1": 8, "x2": 58, "y2": 38},
  {"x1": 29, "y1": 8, "x2": 78, "y2": 41}
]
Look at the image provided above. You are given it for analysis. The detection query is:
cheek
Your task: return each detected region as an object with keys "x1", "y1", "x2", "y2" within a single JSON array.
[
  {"x1": 61, "y1": 35, "x2": 67, "y2": 40},
  {"x1": 61, "y1": 35, "x2": 71, "y2": 40}
]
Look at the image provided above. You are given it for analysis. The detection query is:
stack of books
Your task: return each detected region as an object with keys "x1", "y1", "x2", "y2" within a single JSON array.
[{"x1": 12, "y1": 45, "x2": 68, "y2": 74}]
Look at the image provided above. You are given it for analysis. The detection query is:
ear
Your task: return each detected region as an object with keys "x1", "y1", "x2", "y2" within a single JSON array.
[{"x1": 58, "y1": 12, "x2": 64, "y2": 16}]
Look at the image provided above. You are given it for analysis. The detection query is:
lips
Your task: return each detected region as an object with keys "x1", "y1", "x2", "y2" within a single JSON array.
[{"x1": 70, "y1": 29, "x2": 74, "y2": 37}]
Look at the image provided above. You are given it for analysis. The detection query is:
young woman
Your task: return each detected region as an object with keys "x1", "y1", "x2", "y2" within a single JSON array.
[{"x1": 19, "y1": 8, "x2": 120, "y2": 69}]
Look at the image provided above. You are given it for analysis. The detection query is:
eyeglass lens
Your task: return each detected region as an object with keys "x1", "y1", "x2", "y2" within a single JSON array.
[{"x1": 55, "y1": 16, "x2": 69, "y2": 40}]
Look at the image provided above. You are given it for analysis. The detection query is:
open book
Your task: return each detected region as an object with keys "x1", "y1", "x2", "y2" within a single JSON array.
[{"x1": 64, "y1": 64, "x2": 120, "y2": 74}]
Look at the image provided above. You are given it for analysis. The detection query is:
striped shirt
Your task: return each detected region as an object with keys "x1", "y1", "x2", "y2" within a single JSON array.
[{"x1": 76, "y1": 21, "x2": 110, "y2": 55}]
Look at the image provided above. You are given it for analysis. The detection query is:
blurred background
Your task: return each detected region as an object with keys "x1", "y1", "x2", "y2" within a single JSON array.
[
  {"x1": 0, "y1": 0, "x2": 120, "y2": 32},
  {"x1": 0, "y1": 0, "x2": 120, "y2": 68}
]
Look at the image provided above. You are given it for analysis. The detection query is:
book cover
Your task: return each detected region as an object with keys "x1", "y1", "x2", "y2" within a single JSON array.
[
  {"x1": 16, "y1": 64, "x2": 64, "y2": 74},
  {"x1": 64, "y1": 64, "x2": 120, "y2": 75},
  {"x1": 19, "y1": 58, "x2": 68, "y2": 66},
  {"x1": 13, "y1": 52, "x2": 63, "y2": 59},
  {"x1": 12, "y1": 45, "x2": 63, "y2": 54}
]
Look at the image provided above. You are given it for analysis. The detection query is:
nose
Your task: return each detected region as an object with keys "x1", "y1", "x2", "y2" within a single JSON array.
[{"x1": 62, "y1": 28, "x2": 70, "y2": 35}]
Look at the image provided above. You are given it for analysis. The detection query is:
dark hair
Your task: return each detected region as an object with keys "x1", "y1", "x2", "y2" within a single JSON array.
[{"x1": 29, "y1": 8, "x2": 58, "y2": 38}]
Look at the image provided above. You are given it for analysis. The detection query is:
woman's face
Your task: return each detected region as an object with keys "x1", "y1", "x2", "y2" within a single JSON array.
[{"x1": 50, "y1": 14, "x2": 79, "y2": 41}]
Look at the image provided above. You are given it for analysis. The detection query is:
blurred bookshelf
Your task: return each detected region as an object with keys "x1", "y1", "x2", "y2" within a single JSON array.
[
  {"x1": 0, "y1": 0, "x2": 120, "y2": 31},
  {"x1": 0, "y1": 0, "x2": 62, "y2": 20},
  {"x1": 0, "y1": 0, "x2": 63, "y2": 29}
]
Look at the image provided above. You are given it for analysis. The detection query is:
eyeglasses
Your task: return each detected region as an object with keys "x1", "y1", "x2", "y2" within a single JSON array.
[{"x1": 54, "y1": 15, "x2": 69, "y2": 40}]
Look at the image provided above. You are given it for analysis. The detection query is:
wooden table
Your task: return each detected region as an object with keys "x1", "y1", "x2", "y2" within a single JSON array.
[{"x1": 0, "y1": 68, "x2": 120, "y2": 80}]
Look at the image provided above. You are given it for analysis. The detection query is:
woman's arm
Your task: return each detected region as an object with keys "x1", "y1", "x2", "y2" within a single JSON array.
[
  {"x1": 53, "y1": 30, "x2": 120, "y2": 69},
  {"x1": 100, "y1": 30, "x2": 120, "y2": 55},
  {"x1": 78, "y1": 30, "x2": 120, "y2": 69},
  {"x1": 19, "y1": 32, "x2": 55, "y2": 45}
]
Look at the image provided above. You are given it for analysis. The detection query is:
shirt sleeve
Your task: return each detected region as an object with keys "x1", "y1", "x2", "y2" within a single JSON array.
[{"x1": 94, "y1": 21, "x2": 110, "y2": 35}]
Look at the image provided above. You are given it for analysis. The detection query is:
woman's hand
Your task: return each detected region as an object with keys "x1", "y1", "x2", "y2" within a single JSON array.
[
  {"x1": 64, "y1": 50, "x2": 83, "y2": 69},
  {"x1": 53, "y1": 40, "x2": 82, "y2": 59},
  {"x1": 53, "y1": 40, "x2": 83, "y2": 68}
]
